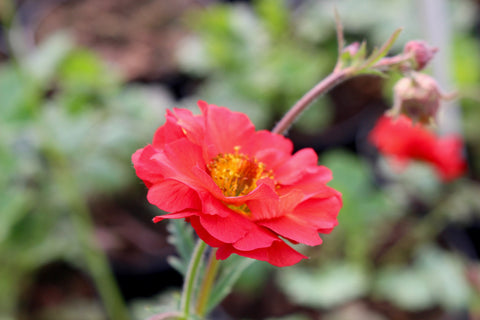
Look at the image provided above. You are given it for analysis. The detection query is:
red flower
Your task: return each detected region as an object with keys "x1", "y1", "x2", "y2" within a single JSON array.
[
  {"x1": 369, "y1": 115, "x2": 466, "y2": 181},
  {"x1": 132, "y1": 101, "x2": 342, "y2": 267}
]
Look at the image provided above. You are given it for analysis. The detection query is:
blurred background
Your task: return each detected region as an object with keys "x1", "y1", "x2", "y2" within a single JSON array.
[{"x1": 2, "y1": 0, "x2": 480, "y2": 319}]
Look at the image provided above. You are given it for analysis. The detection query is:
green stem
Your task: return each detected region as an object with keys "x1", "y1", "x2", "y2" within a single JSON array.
[
  {"x1": 195, "y1": 249, "x2": 220, "y2": 317},
  {"x1": 46, "y1": 148, "x2": 129, "y2": 320},
  {"x1": 181, "y1": 240, "x2": 207, "y2": 319}
]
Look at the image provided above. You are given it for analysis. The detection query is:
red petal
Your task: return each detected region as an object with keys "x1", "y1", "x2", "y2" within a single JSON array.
[
  {"x1": 242, "y1": 130, "x2": 293, "y2": 169},
  {"x1": 275, "y1": 148, "x2": 319, "y2": 185},
  {"x1": 232, "y1": 225, "x2": 277, "y2": 251},
  {"x1": 433, "y1": 136, "x2": 466, "y2": 181},
  {"x1": 197, "y1": 211, "x2": 252, "y2": 244},
  {"x1": 189, "y1": 216, "x2": 226, "y2": 247},
  {"x1": 152, "y1": 110, "x2": 186, "y2": 148},
  {"x1": 153, "y1": 138, "x2": 206, "y2": 188},
  {"x1": 248, "y1": 188, "x2": 303, "y2": 221},
  {"x1": 199, "y1": 192, "x2": 231, "y2": 217},
  {"x1": 173, "y1": 108, "x2": 205, "y2": 146},
  {"x1": 369, "y1": 115, "x2": 466, "y2": 181},
  {"x1": 132, "y1": 145, "x2": 165, "y2": 188},
  {"x1": 293, "y1": 196, "x2": 341, "y2": 232},
  {"x1": 218, "y1": 241, "x2": 307, "y2": 267},
  {"x1": 147, "y1": 179, "x2": 201, "y2": 212},
  {"x1": 259, "y1": 215, "x2": 323, "y2": 246},
  {"x1": 152, "y1": 211, "x2": 196, "y2": 223},
  {"x1": 199, "y1": 101, "x2": 256, "y2": 158}
]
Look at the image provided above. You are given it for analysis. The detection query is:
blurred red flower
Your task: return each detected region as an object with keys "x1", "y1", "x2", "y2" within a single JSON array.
[
  {"x1": 132, "y1": 101, "x2": 342, "y2": 267},
  {"x1": 369, "y1": 115, "x2": 466, "y2": 181}
]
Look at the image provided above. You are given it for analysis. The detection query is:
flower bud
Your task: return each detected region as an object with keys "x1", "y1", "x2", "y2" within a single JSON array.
[
  {"x1": 343, "y1": 42, "x2": 360, "y2": 57},
  {"x1": 388, "y1": 73, "x2": 445, "y2": 124},
  {"x1": 403, "y1": 40, "x2": 438, "y2": 71}
]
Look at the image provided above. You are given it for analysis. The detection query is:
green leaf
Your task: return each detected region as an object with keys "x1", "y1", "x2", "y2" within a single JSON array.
[
  {"x1": 130, "y1": 290, "x2": 181, "y2": 320},
  {"x1": 0, "y1": 64, "x2": 41, "y2": 121},
  {"x1": 361, "y1": 28, "x2": 402, "y2": 69},
  {"x1": 374, "y1": 266, "x2": 435, "y2": 311},
  {"x1": 0, "y1": 190, "x2": 33, "y2": 244},
  {"x1": 374, "y1": 246, "x2": 472, "y2": 311},
  {"x1": 416, "y1": 246, "x2": 471, "y2": 310},
  {"x1": 22, "y1": 31, "x2": 73, "y2": 82},
  {"x1": 278, "y1": 262, "x2": 369, "y2": 308},
  {"x1": 206, "y1": 255, "x2": 254, "y2": 313},
  {"x1": 166, "y1": 219, "x2": 195, "y2": 275}
]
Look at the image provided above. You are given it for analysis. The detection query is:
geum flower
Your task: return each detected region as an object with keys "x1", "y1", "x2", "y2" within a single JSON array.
[
  {"x1": 132, "y1": 101, "x2": 342, "y2": 267},
  {"x1": 369, "y1": 115, "x2": 466, "y2": 182}
]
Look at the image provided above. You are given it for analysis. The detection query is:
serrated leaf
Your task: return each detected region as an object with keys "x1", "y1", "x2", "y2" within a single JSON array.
[
  {"x1": 206, "y1": 256, "x2": 254, "y2": 313},
  {"x1": 167, "y1": 256, "x2": 187, "y2": 276},
  {"x1": 167, "y1": 219, "x2": 195, "y2": 276}
]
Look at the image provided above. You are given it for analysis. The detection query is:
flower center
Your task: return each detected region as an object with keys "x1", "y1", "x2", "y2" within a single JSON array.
[{"x1": 207, "y1": 146, "x2": 274, "y2": 198}]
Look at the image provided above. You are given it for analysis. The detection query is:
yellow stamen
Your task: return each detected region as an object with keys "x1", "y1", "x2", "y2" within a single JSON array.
[{"x1": 207, "y1": 146, "x2": 274, "y2": 215}]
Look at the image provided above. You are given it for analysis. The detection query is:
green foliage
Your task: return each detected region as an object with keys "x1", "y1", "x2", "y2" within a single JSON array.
[
  {"x1": 374, "y1": 246, "x2": 471, "y2": 311},
  {"x1": 321, "y1": 150, "x2": 397, "y2": 264},
  {"x1": 167, "y1": 219, "x2": 196, "y2": 275},
  {"x1": 0, "y1": 31, "x2": 173, "y2": 317},
  {"x1": 278, "y1": 262, "x2": 369, "y2": 308},
  {"x1": 206, "y1": 255, "x2": 254, "y2": 313},
  {"x1": 177, "y1": 0, "x2": 335, "y2": 130}
]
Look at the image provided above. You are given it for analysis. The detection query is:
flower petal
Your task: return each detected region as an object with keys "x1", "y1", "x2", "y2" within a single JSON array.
[
  {"x1": 147, "y1": 179, "x2": 201, "y2": 213},
  {"x1": 217, "y1": 241, "x2": 308, "y2": 267},
  {"x1": 173, "y1": 107, "x2": 205, "y2": 146},
  {"x1": 199, "y1": 101, "x2": 256, "y2": 158},
  {"x1": 275, "y1": 148, "x2": 319, "y2": 185},
  {"x1": 152, "y1": 110, "x2": 186, "y2": 148},
  {"x1": 197, "y1": 211, "x2": 252, "y2": 244},
  {"x1": 232, "y1": 226, "x2": 277, "y2": 251},
  {"x1": 259, "y1": 215, "x2": 323, "y2": 246},
  {"x1": 132, "y1": 145, "x2": 165, "y2": 188},
  {"x1": 153, "y1": 211, "x2": 196, "y2": 223},
  {"x1": 293, "y1": 196, "x2": 341, "y2": 232}
]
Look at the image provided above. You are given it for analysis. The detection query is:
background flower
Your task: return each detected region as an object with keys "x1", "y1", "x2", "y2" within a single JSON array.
[{"x1": 369, "y1": 115, "x2": 466, "y2": 181}]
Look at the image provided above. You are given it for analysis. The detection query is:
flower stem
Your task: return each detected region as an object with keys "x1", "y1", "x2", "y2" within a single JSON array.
[
  {"x1": 180, "y1": 239, "x2": 207, "y2": 319},
  {"x1": 195, "y1": 249, "x2": 220, "y2": 317},
  {"x1": 272, "y1": 69, "x2": 351, "y2": 135}
]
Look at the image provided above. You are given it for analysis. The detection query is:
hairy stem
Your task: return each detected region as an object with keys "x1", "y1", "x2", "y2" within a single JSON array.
[
  {"x1": 272, "y1": 69, "x2": 351, "y2": 135},
  {"x1": 195, "y1": 249, "x2": 220, "y2": 317},
  {"x1": 180, "y1": 240, "x2": 207, "y2": 319}
]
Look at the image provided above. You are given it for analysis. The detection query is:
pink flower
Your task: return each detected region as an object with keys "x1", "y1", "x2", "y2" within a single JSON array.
[
  {"x1": 132, "y1": 101, "x2": 342, "y2": 267},
  {"x1": 369, "y1": 115, "x2": 466, "y2": 181}
]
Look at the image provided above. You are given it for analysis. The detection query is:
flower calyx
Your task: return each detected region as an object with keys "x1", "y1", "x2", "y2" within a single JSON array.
[{"x1": 388, "y1": 72, "x2": 456, "y2": 125}]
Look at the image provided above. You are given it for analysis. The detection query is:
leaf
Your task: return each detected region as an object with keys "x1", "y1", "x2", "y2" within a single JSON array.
[
  {"x1": 0, "y1": 64, "x2": 41, "y2": 121},
  {"x1": 130, "y1": 289, "x2": 181, "y2": 320},
  {"x1": 166, "y1": 219, "x2": 195, "y2": 275},
  {"x1": 278, "y1": 262, "x2": 369, "y2": 308},
  {"x1": 416, "y1": 246, "x2": 471, "y2": 310},
  {"x1": 374, "y1": 267, "x2": 435, "y2": 311},
  {"x1": 361, "y1": 28, "x2": 402, "y2": 69},
  {"x1": 206, "y1": 255, "x2": 254, "y2": 313},
  {"x1": 373, "y1": 246, "x2": 472, "y2": 311},
  {"x1": 22, "y1": 31, "x2": 73, "y2": 82}
]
